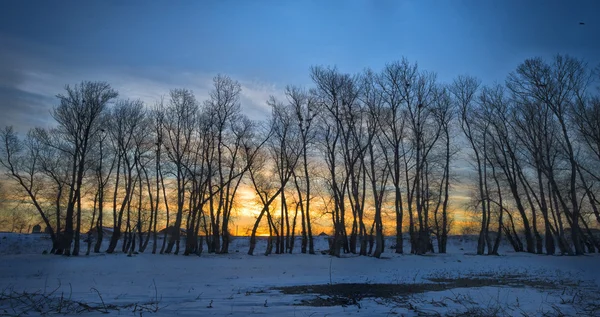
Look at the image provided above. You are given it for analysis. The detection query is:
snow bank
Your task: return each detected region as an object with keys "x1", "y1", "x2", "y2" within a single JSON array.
[{"x1": 1, "y1": 233, "x2": 598, "y2": 316}]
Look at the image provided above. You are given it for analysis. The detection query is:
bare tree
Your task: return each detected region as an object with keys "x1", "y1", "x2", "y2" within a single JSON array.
[
  {"x1": 376, "y1": 61, "x2": 409, "y2": 254},
  {"x1": 404, "y1": 69, "x2": 441, "y2": 255},
  {"x1": 311, "y1": 66, "x2": 359, "y2": 257},
  {"x1": 247, "y1": 130, "x2": 288, "y2": 256},
  {"x1": 286, "y1": 86, "x2": 319, "y2": 254},
  {"x1": 51, "y1": 82, "x2": 117, "y2": 255},
  {"x1": 572, "y1": 96, "x2": 600, "y2": 224},
  {"x1": 1, "y1": 128, "x2": 60, "y2": 251},
  {"x1": 362, "y1": 69, "x2": 389, "y2": 258},
  {"x1": 202, "y1": 75, "x2": 247, "y2": 254},
  {"x1": 265, "y1": 96, "x2": 302, "y2": 254},
  {"x1": 92, "y1": 126, "x2": 116, "y2": 253},
  {"x1": 507, "y1": 55, "x2": 593, "y2": 255},
  {"x1": 430, "y1": 86, "x2": 455, "y2": 253},
  {"x1": 481, "y1": 84, "x2": 535, "y2": 254},
  {"x1": 131, "y1": 111, "x2": 153, "y2": 253},
  {"x1": 105, "y1": 99, "x2": 146, "y2": 254},
  {"x1": 511, "y1": 99, "x2": 560, "y2": 254},
  {"x1": 451, "y1": 75, "x2": 490, "y2": 255},
  {"x1": 162, "y1": 89, "x2": 198, "y2": 254}
]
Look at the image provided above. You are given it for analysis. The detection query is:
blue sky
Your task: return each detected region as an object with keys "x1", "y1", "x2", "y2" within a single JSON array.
[{"x1": 1, "y1": 0, "x2": 599, "y2": 131}]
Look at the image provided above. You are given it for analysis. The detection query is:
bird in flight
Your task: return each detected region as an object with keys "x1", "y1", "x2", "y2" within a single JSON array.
[{"x1": 579, "y1": 22, "x2": 585, "y2": 25}]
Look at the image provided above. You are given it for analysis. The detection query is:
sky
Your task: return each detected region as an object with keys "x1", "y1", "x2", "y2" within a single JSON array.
[
  {"x1": 1, "y1": 0, "x2": 599, "y2": 132},
  {"x1": 1, "y1": 0, "x2": 599, "y2": 233}
]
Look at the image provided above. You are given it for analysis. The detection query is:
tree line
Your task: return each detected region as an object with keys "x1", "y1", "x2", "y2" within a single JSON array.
[{"x1": 1, "y1": 54, "x2": 599, "y2": 257}]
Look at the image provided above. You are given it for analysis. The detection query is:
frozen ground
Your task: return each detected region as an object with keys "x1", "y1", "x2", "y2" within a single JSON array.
[{"x1": 1, "y1": 233, "x2": 599, "y2": 316}]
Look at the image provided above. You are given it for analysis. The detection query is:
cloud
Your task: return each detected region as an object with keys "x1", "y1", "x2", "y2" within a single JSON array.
[
  {"x1": 0, "y1": 36, "x2": 58, "y2": 132},
  {"x1": 0, "y1": 36, "x2": 283, "y2": 133},
  {"x1": 0, "y1": 87, "x2": 56, "y2": 132},
  {"x1": 238, "y1": 79, "x2": 286, "y2": 121},
  {"x1": 103, "y1": 71, "x2": 283, "y2": 121}
]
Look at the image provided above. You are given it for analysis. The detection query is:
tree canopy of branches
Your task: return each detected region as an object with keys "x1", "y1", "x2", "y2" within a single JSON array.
[{"x1": 1, "y1": 55, "x2": 599, "y2": 258}]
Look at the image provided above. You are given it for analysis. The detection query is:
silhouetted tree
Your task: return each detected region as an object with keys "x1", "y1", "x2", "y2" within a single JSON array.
[{"x1": 52, "y1": 81, "x2": 117, "y2": 255}]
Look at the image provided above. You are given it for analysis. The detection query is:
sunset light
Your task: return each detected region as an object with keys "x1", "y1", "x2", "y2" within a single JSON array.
[{"x1": 1, "y1": 1, "x2": 599, "y2": 315}]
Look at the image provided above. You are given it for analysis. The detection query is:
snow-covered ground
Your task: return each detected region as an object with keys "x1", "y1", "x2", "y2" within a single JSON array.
[{"x1": 1, "y1": 233, "x2": 599, "y2": 316}]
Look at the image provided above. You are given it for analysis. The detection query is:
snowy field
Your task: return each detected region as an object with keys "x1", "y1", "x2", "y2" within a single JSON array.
[{"x1": 1, "y1": 233, "x2": 599, "y2": 316}]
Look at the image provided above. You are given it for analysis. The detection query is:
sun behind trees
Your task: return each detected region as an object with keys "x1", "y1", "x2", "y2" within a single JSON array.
[{"x1": 1, "y1": 55, "x2": 599, "y2": 258}]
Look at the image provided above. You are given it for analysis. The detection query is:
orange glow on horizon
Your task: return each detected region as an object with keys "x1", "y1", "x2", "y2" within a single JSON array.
[{"x1": 228, "y1": 183, "x2": 475, "y2": 236}]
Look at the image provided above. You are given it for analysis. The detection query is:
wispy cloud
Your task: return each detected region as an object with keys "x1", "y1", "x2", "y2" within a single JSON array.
[{"x1": 0, "y1": 37, "x2": 283, "y2": 134}]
